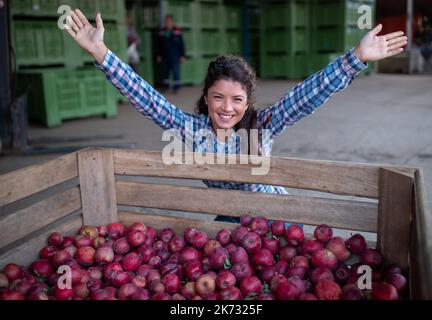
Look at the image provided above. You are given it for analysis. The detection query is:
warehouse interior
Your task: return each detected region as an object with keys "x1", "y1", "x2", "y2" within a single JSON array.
[{"x1": 0, "y1": 0, "x2": 431, "y2": 211}]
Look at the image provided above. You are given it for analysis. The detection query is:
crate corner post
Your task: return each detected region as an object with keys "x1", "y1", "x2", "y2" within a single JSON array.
[
  {"x1": 77, "y1": 147, "x2": 118, "y2": 227},
  {"x1": 377, "y1": 167, "x2": 414, "y2": 272}
]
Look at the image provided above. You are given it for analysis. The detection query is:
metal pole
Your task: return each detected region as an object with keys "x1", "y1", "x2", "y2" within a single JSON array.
[
  {"x1": 407, "y1": 0, "x2": 414, "y2": 74},
  {"x1": 0, "y1": 0, "x2": 12, "y2": 153},
  {"x1": 242, "y1": 0, "x2": 250, "y2": 62}
]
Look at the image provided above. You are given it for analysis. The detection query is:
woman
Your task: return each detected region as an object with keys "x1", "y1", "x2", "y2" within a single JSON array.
[{"x1": 65, "y1": 10, "x2": 407, "y2": 221}]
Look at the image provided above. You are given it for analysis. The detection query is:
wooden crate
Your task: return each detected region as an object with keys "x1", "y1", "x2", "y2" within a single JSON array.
[{"x1": 0, "y1": 148, "x2": 431, "y2": 299}]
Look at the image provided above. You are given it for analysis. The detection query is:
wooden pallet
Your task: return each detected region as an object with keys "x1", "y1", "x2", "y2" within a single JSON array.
[{"x1": 0, "y1": 147, "x2": 430, "y2": 298}]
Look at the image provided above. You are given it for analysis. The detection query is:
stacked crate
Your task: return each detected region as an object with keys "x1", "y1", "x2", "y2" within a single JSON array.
[
  {"x1": 11, "y1": 0, "x2": 128, "y2": 127},
  {"x1": 308, "y1": 0, "x2": 376, "y2": 75},
  {"x1": 260, "y1": 0, "x2": 311, "y2": 79}
]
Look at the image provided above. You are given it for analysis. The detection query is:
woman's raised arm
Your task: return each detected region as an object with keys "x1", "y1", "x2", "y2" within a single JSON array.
[
  {"x1": 64, "y1": 9, "x2": 198, "y2": 137},
  {"x1": 257, "y1": 24, "x2": 407, "y2": 139}
]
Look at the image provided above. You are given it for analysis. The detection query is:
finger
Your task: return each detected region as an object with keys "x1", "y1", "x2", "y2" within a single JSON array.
[
  {"x1": 65, "y1": 26, "x2": 76, "y2": 39},
  {"x1": 384, "y1": 31, "x2": 404, "y2": 41},
  {"x1": 371, "y1": 24, "x2": 383, "y2": 36},
  {"x1": 387, "y1": 36, "x2": 408, "y2": 46},
  {"x1": 66, "y1": 15, "x2": 79, "y2": 33},
  {"x1": 75, "y1": 9, "x2": 90, "y2": 26},
  {"x1": 70, "y1": 10, "x2": 84, "y2": 29},
  {"x1": 96, "y1": 12, "x2": 104, "y2": 29},
  {"x1": 388, "y1": 40, "x2": 407, "y2": 51},
  {"x1": 387, "y1": 48, "x2": 404, "y2": 57}
]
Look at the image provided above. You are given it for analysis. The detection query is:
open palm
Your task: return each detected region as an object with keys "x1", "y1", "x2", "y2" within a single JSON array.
[
  {"x1": 356, "y1": 24, "x2": 407, "y2": 62},
  {"x1": 65, "y1": 9, "x2": 105, "y2": 58}
]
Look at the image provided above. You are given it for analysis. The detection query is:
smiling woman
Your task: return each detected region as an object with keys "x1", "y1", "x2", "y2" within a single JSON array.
[{"x1": 63, "y1": 8, "x2": 408, "y2": 209}]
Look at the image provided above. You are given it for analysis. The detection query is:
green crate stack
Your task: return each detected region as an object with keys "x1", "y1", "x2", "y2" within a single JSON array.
[
  {"x1": 310, "y1": 0, "x2": 376, "y2": 75},
  {"x1": 11, "y1": 0, "x2": 128, "y2": 127},
  {"x1": 16, "y1": 68, "x2": 117, "y2": 127},
  {"x1": 260, "y1": 0, "x2": 311, "y2": 79}
]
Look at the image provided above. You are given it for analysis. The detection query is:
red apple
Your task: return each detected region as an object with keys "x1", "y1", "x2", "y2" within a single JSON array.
[
  {"x1": 372, "y1": 282, "x2": 398, "y2": 300},
  {"x1": 276, "y1": 280, "x2": 300, "y2": 300},
  {"x1": 241, "y1": 232, "x2": 262, "y2": 254},
  {"x1": 279, "y1": 245, "x2": 297, "y2": 262},
  {"x1": 30, "y1": 260, "x2": 53, "y2": 278},
  {"x1": 208, "y1": 247, "x2": 229, "y2": 269},
  {"x1": 311, "y1": 249, "x2": 338, "y2": 270},
  {"x1": 195, "y1": 274, "x2": 216, "y2": 296},
  {"x1": 314, "y1": 280, "x2": 342, "y2": 300},
  {"x1": 111, "y1": 271, "x2": 130, "y2": 288},
  {"x1": 98, "y1": 225, "x2": 108, "y2": 237},
  {"x1": 137, "y1": 246, "x2": 156, "y2": 264},
  {"x1": 168, "y1": 235, "x2": 186, "y2": 253},
  {"x1": 250, "y1": 217, "x2": 268, "y2": 236},
  {"x1": 262, "y1": 237, "x2": 280, "y2": 254},
  {"x1": 74, "y1": 235, "x2": 92, "y2": 248},
  {"x1": 326, "y1": 237, "x2": 351, "y2": 261},
  {"x1": 159, "y1": 228, "x2": 175, "y2": 243},
  {"x1": 132, "y1": 288, "x2": 150, "y2": 300},
  {"x1": 127, "y1": 230, "x2": 146, "y2": 247},
  {"x1": 346, "y1": 233, "x2": 367, "y2": 255},
  {"x1": 107, "y1": 222, "x2": 125, "y2": 240},
  {"x1": 310, "y1": 267, "x2": 335, "y2": 285},
  {"x1": 181, "y1": 282, "x2": 196, "y2": 299},
  {"x1": 184, "y1": 261, "x2": 203, "y2": 282},
  {"x1": 113, "y1": 237, "x2": 130, "y2": 255},
  {"x1": 39, "y1": 245, "x2": 59, "y2": 259},
  {"x1": 216, "y1": 229, "x2": 231, "y2": 246},
  {"x1": 384, "y1": 273, "x2": 407, "y2": 293},
  {"x1": 204, "y1": 240, "x2": 222, "y2": 256},
  {"x1": 342, "y1": 284, "x2": 363, "y2": 300},
  {"x1": 300, "y1": 239, "x2": 324, "y2": 259},
  {"x1": 334, "y1": 264, "x2": 351, "y2": 284},
  {"x1": 230, "y1": 263, "x2": 253, "y2": 282},
  {"x1": 75, "y1": 246, "x2": 96, "y2": 267},
  {"x1": 92, "y1": 236, "x2": 106, "y2": 249},
  {"x1": 60, "y1": 236, "x2": 74, "y2": 248},
  {"x1": 51, "y1": 249, "x2": 72, "y2": 268},
  {"x1": 240, "y1": 214, "x2": 252, "y2": 227},
  {"x1": 231, "y1": 226, "x2": 249, "y2": 245},
  {"x1": 117, "y1": 283, "x2": 138, "y2": 300},
  {"x1": 179, "y1": 247, "x2": 199, "y2": 264},
  {"x1": 314, "y1": 224, "x2": 333, "y2": 244},
  {"x1": 52, "y1": 286, "x2": 76, "y2": 300},
  {"x1": 362, "y1": 249, "x2": 383, "y2": 268},
  {"x1": 219, "y1": 287, "x2": 243, "y2": 300},
  {"x1": 270, "y1": 220, "x2": 286, "y2": 236},
  {"x1": 285, "y1": 225, "x2": 304, "y2": 246},
  {"x1": 95, "y1": 246, "x2": 114, "y2": 265},
  {"x1": 216, "y1": 270, "x2": 236, "y2": 289},
  {"x1": 252, "y1": 248, "x2": 275, "y2": 268},
  {"x1": 126, "y1": 222, "x2": 147, "y2": 234},
  {"x1": 240, "y1": 276, "x2": 263, "y2": 296},
  {"x1": 229, "y1": 246, "x2": 249, "y2": 265},
  {"x1": 48, "y1": 232, "x2": 63, "y2": 246},
  {"x1": 190, "y1": 230, "x2": 209, "y2": 250},
  {"x1": 162, "y1": 273, "x2": 181, "y2": 294},
  {"x1": 298, "y1": 293, "x2": 318, "y2": 300},
  {"x1": 121, "y1": 252, "x2": 142, "y2": 271},
  {"x1": 78, "y1": 226, "x2": 99, "y2": 239}
]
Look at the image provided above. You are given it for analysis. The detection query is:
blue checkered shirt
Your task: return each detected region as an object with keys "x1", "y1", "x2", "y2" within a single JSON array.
[{"x1": 96, "y1": 48, "x2": 367, "y2": 195}]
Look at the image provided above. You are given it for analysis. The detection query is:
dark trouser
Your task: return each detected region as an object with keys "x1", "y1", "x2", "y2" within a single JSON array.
[{"x1": 162, "y1": 58, "x2": 181, "y2": 91}]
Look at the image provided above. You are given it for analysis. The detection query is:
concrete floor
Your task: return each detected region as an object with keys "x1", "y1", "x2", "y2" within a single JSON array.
[{"x1": 1, "y1": 73, "x2": 431, "y2": 212}]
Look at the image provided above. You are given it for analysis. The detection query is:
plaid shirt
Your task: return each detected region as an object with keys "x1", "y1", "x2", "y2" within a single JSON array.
[{"x1": 96, "y1": 48, "x2": 367, "y2": 195}]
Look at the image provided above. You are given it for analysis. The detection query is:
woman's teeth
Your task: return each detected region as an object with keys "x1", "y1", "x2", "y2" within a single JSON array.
[{"x1": 219, "y1": 113, "x2": 233, "y2": 120}]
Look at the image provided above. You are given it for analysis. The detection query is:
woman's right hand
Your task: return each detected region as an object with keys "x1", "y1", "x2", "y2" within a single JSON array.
[{"x1": 65, "y1": 9, "x2": 108, "y2": 64}]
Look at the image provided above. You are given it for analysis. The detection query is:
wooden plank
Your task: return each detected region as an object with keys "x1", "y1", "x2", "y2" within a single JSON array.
[
  {"x1": 113, "y1": 149, "x2": 417, "y2": 198},
  {"x1": 78, "y1": 148, "x2": 118, "y2": 226},
  {"x1": 0, "y1": 214, "x2": 83, "y2": 269},
  {"x1": 0, "y1": 187, "x2": 82, "y2": 249},
  {"x1": 377, "y1": 168, "x2": 414, "y2": 272},
  {"x1": 410, "y1": 169, "x2": 432, "y2": 299},
  {"x1": 0, "y1": 152, "x2": 78, "y2": 207},
  {"x1": 116, "y1": 181, "x2": 378, "y2": 232}
]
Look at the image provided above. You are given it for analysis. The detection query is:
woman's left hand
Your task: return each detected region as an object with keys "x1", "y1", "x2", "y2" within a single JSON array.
[{"x1": 355, "y1": 24, "x2": 407, "y2": 63}]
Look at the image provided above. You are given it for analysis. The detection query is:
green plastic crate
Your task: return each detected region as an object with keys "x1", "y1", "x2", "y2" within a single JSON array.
[
  {"x1": 262, "y1": 1, "x2": 310, "y2": 29},
  {"x1": 17, "y1": 68, "x2": 117, "y2": 127},
  {"x1": 263, "y1": 28, "x2": 310, "y2": 54},
  {"x1": 163, "y1": 0, "x2": 196, "y2": 29},
  {"x1": 224, "y1": 31, "x2": 242, "y2": 55},
  {"x1": 200, "y1": 30, "x2": 224, "y2": 55},
  {"x1": 11, "y1": 0, "x2": 75, "y2": 16},
  {"x1": 198, "y1": 2, "x2": 223, "y2": 29},
  {"x1": 12, "y1": 19, "x2": 69, "y2": 67},
  {"x1": 260, "y1": 54, "x2": 309, "y2": 79},
  {"x1": 224, "y1": 5, "x2": 242, "y2": 30},
  {"x1": 180, "y1": 57, "x2": 206, "y2": 85}
]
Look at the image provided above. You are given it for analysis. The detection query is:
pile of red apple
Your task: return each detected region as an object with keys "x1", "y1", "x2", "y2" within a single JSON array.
[{"x1": 0, "y1": 216, "x2": 407, "y2": 300}]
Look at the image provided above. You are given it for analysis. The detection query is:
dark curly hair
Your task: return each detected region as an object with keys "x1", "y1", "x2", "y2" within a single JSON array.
[{"x1": 196, "y1": 55, "x2": 259, "y2": 151}]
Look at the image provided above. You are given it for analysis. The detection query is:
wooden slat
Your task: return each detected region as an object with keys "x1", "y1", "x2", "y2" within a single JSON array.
[
  {"x1": 410, "y1": 169, "x2": 432, "y2": 299},
  {"x1": 113, "y1": 149, "x2": 417, "y2": 198},
  {"x1": 0, "y1": 214, "x2": 83, "y2": 269},
  {"x1": 78, "y1": 148, "x2": 118, "y2": 226},
  {"x1": 377, "y1": 168, "x2": 414, "y2": 272},
  {"x1": 0, "y1": 152, "x2": 78, "y2": 207},
  {"x1": 0, "y1": 187, "x2": 82, "y2": 249},
  {"x1": 116, "y1": 181, "x2": 378, "y2": 232}
]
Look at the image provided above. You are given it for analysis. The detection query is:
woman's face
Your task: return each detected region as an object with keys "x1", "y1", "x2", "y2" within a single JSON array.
[{"x1": 205, "y1": 79, "x2": 249, "y2": 132}]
